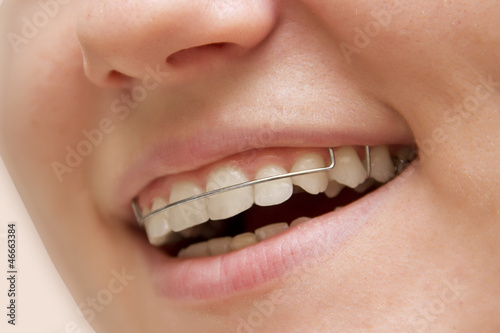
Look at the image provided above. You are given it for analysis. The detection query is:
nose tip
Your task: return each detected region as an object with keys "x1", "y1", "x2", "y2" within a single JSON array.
[{"x1": 77, "y1": 0, "x2": 277, "y2": 88}]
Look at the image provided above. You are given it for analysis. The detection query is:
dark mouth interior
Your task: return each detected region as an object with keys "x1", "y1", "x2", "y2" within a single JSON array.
[{"x1": 159, "y1": 185, "x2": 378, "y2": 257}]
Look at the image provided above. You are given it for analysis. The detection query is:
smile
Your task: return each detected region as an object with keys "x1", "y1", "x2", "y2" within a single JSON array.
[{"x1": 127, "y1": 144, "x2": 416, "y2": 298}]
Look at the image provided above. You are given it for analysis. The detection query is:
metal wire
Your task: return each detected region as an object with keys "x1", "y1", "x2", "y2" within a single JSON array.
[{"x1": 133, "y1": 146, "x2": 372, "y2": 225}]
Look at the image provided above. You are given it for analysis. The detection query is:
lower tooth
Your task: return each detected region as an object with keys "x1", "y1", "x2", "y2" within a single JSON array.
[
  {"x1": 255, "y1": 222, "x2": 288, "y2": 241},
  {"x1": 207, "y1": 237, "x2": 232, "y2": 256},
  {"x1": 290, "y1": 216, "x2": 310, "y2": 227},
  {"x1": 229, "y1": 232, "x2": 258, "y2": 251},
  {"x1": 178, "y1": 241, "x2": 210, "y2": 258}
]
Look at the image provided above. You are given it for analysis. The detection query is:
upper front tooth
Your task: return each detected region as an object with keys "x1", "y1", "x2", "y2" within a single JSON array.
[
  {"x1": 354, "y1": 178, "x2": 375, "y2": 193},
  {"x1": 328, "y1": 146, "x2": 367, "y2": 188},
  {"x1": 145, "y1": 198, "x2": 172, "y2": 246},
  {"x1": 169, "y1": 181, "x2": 209, "y2": 232},
  {"x1": 254, "y1": 165, "x2": 293, "y2": 206},
  {"x1": 291, "y1": 153, "x2": 329, "y2": 194},
  {"x1": 370, "y1": 145, "x2": 395, "y2": 183},
  {"x1": 206, "y1": 165, "x2": 254, "y2": 220}
]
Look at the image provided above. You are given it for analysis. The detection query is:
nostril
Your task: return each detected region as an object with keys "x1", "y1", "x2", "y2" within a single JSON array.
[
  {"x1": 106, "y1": 70, "x2": 133, "y2": 89},
  {"x1": 166, "y1": 42, "x2": 237, "y2": 66}
]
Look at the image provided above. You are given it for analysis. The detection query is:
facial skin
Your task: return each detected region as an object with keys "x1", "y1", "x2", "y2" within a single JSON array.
[{"x1": 1, "y1": 0, "x2": 500, "y2": 332}]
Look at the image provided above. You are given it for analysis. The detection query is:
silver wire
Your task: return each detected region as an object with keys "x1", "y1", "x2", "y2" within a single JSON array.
[
  {"x1": 364, "y1": 145, "x2": 371, "y2": 179},
  {"x1": 133, "y1": 146, "x2": 372, "y2": 225}
]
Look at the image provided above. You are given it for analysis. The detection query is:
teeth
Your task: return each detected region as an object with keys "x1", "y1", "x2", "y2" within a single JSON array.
[
  {"x1": 178, "y1": 242, "x2": 210, "y2": 258},
  {"x1": 324, "y1": 181, "x2": 344, "y2": 198},
  {"x1": 290, "y1": 216, "x2": 311, "y2": 227},
  {"x1": 144, "y1": 198, "x2": 172, "y2": 246},
  {"x1": 291, "y1": 153, "x2": 329, "y2": 194},
  {"x1": 370, "y1": 146, "x2": 395, "y2": 183},
  {"x1": 169, "y1": 181, "x2": 209, "y2": 232},
  {"x1": 254, "y1": 165, "x2": 293, "y2": 206},
  {"x1": 140, "y1": 145, "x2": 414, "y2": 251},
  {"x1": 206, "y1": 165, "x2": 254, "y2": 220},
  {"x1": 179, "y1": 227, "x2": 201, "y2": 239},
  {"x1": 394, "y1": 146, "x2": 415, "y2": 174},
  {"x1": 354, "y1": 178, "x2": 375, "y2": 193},
  {"x1": 396, "y1": 146, "x2": 414, "y2": 161},
  {"x1": 229, "y1": 232, "x2": 258, "y2": 251},
  {"x1": 207, "y1": 237, "x2": 232, "y2": 256},
  {"x1": 328, "y1": 146, "x2": 367, "y2": 188},
  {"x1": 255, "y1": 222, "x2": 289, "y2": 241}
]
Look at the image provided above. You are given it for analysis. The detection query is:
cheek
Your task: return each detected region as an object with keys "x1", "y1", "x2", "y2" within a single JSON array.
[
  {"x1": 302, "y1": 0, "x2": 500, "y2": 82},
  {"x1": 0, "y1": 6, "x2": 106, "y2": 243},
  {"x1": 2, "y1": 18, "x2": 99, "y2": 181}
]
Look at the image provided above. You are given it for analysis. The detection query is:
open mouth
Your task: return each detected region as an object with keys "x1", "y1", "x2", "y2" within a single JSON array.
[{"x1": 133, "y1": 145, "x2": 416, "y2": 259}]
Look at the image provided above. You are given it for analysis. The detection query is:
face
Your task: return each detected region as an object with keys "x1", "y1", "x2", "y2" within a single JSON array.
[{"x1": 2, "y1": 0, "x2": 500, "y2": 332}]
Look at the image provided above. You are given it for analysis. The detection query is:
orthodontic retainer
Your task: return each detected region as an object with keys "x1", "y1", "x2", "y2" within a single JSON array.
[{"x1": 132, "y1": 146, "x2": 373, "y2": 226}]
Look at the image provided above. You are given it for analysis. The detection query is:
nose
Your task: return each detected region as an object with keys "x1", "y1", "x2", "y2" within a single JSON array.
[{"x1": 77, "y1": 0, "x2": 277, "y2": 88}]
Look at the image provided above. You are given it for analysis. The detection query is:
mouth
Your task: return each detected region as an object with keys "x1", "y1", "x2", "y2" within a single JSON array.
[{"x1": 129, "y1": 144, "x2": 417, "y2": 298}]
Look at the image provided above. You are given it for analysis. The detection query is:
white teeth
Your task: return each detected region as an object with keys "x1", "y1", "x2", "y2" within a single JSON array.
[
  {"x1": 206, "y1": 165, "x2": 254, "y2": 220},
  {"x1": 179, "y1": 227, "x2": 201, "y2": 239},
  {"x1": 324, "y1": 181, "x2": 345, "y2": 198},
  {"x1": 291, "y1": 153, "x2": 329, "y2": 194},
  {"x1": 370, "y1": 146, "x2": 395, "y2": 183},
  {"x1": 254, "y1": 165, "x2": 293, "y2": 206},
  {"x1": 290, "y1": 216, "x2": 311, "y2": 227},
  {"x1": 255, "y1": 222, "x2": 289, "y2": 241},
  {"x1": 229, "y1": 232, "x2": 258, "y2": 251},
  {"x1": 142, "y1": 145, "x2": 410, "y2": 251},
  {"x1": 354, "y1": 178, "x2": 375, "y2": 193},
  {"x1": 145, "y1": 198, "x2": 172, "y2": 246},
  {"x1": 178, "y1": 242, "x2": 210, "y2": 258},
  {"x1": 169, "y1": 181, "x2": 209, "y2": 232},
  {"x1": 207, "y1": 237, "x2": 232, "y2": 256},
  {"x1": 328, "y1": 146, "x2": 367, "y2": 188}
]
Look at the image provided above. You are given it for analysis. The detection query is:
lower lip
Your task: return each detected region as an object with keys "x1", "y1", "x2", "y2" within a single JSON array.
[{"x1": 138, "y1": 181, "x2": 393, "y2": 300}]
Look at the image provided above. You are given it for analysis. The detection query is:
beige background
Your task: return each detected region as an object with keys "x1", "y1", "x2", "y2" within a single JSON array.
[{"x1": 0, "y1": 157, "x2": 95, "y2": 333}]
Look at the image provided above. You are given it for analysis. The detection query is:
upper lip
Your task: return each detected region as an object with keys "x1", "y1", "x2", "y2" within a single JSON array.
[{"x1": 113, "y1": 109, "x2": 414, "y2": 223}]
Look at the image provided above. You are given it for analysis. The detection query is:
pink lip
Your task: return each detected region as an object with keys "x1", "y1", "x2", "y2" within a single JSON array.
[{"x1": 133, "y1": 179, "x2": 395, "y2": 300}]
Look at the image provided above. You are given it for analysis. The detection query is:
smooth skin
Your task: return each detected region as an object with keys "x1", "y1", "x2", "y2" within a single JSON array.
[{"x1": 1, "y1": 0, "x2": 500, "y2": 332}]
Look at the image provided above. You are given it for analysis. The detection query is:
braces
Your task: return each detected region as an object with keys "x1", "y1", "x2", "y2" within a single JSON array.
[{"x1": 132, "y1": 146, "x2": 372, "y2": 226}]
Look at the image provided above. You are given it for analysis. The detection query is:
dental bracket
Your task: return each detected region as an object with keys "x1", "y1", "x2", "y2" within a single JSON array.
[{"x1": 132, "y1": 146, "x2": 372, "y2": 226}]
